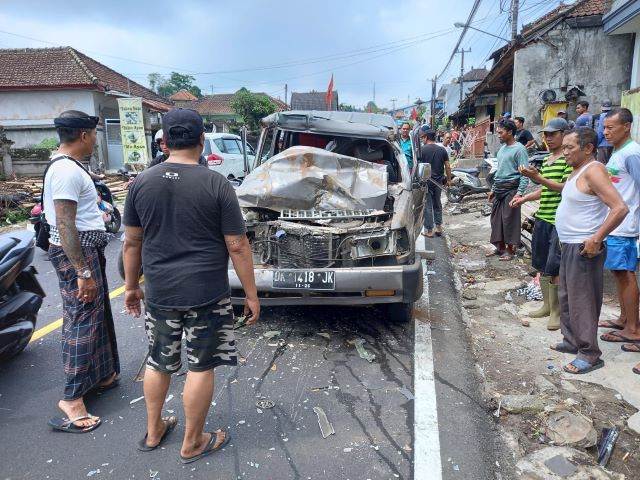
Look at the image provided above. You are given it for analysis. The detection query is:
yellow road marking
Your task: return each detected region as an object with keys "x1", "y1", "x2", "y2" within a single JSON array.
[{"x1": 30, "y1": 279, "x2": 143, "y2": 343}]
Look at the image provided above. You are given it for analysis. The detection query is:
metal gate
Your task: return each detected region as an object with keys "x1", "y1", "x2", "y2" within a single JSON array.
[{"x1": 105, "y1": 119, "x2": 124, "y2": 171}]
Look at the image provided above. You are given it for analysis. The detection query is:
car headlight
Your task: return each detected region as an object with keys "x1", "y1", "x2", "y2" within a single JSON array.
[{"x1": 350, "y1": 230, "x2": 397, "y2": 259}]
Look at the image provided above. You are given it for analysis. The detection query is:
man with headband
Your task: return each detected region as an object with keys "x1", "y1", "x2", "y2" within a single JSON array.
[{"x1": 45, "y1": 110, "x2": 120, "y2": 434}]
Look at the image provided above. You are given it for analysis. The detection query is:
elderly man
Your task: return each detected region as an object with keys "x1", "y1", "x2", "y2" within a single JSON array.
[
  {"x1": 486, "y1": 119, "x2": 529, "y2": 261},
  {"x1": 45, "y1": 111, "x2": 120, "y2": 434},
  {"x1": 524, "y1": 127, "x2": 628, "y2": 374},
  {"x1": 512, "y1": 118, "x2": 571, "y2": 330},
  {"x1": 124, "y1": 109, "x2": 260, "y2": 463}
]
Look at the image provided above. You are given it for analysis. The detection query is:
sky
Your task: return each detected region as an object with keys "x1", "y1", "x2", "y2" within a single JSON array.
[{"x1": 0, "y1": 0, "x2": 568, "y2": 110}]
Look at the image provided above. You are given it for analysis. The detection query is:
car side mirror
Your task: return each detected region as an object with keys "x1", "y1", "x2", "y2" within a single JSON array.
[{"x1": 417, "y1": 163, "x2": 431, "y2": 184}]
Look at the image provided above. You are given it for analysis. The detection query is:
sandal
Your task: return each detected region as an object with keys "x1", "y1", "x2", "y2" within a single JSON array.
[
  {"x1": 179, "y1": 430, "x2": 230, "y2": 464},
  {"x1": 563, "y1": 358, "x2": 605, "y2": 375},
  {"x1": 485, "y1": 249, "x2": 504, "y2": 257},
  {"x1": 498, "y1": 253, "x2": 515, "y2": 261},
  {"x1": 622, "y1": 344, "x2": 640, "y2": 353},
  {"x1": 48, "y1": 414, "x2": 101, "y2": 434},
  {"x1": 598, "y1": 319, "x2": 624, "y2": 330},
  {"x1": 137, "y1": 416, "x2": 178, "y2": 452},
  {"x1": 633, "y1": 364, "x2": 640, "y2": 375},
  {"x1": 600, "y1": 331, "x2": 640, "y2": 344}
]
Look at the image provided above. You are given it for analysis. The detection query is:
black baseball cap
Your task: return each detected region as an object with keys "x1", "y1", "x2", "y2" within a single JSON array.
[{"x1": 162, "y1": 108, "x2": 204, "y2": 140}]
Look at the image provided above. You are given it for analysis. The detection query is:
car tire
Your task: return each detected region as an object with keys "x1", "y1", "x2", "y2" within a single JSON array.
[{"x1": 384, "y1": 302, "x2": 414, "y2": 323}]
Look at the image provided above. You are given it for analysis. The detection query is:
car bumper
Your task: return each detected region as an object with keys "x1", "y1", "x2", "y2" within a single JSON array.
[{"x1": 228, "y1": 255, "x2": 423, "y2": 306}]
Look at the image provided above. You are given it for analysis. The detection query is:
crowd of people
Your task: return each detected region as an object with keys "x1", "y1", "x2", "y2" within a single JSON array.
[{"x1": 486, "y1": 108, "x2": 640, "y2": 377}]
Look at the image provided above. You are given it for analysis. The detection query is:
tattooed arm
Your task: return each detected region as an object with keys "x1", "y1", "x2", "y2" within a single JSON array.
[{"x1": 54, "y1": 199, "x2": 97, "y2": 302}]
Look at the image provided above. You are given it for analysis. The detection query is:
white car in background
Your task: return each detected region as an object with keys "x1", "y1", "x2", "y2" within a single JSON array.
[{"x1": 203, "y1": 133, "x2": 255, "y2": 179}]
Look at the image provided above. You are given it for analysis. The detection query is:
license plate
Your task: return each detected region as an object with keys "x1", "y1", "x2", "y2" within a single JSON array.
[{"x1": 272, "y1": 270, "x2": 335, "y2": 290}]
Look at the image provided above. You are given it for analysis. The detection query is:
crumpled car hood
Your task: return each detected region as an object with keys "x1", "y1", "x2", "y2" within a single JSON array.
[{"x1": 235, "y1": 146, "x2": 388, "y2": 211}]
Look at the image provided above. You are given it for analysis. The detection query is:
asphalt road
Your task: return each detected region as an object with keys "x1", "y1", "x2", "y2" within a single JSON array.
[{"x1": 0, "y1": 233, "x2": 504, "y2": 480}]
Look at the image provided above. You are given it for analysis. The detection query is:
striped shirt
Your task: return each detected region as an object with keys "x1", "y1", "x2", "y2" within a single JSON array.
[{"x1": 536, "y1": 155, "x2": 572, "y2": 225}]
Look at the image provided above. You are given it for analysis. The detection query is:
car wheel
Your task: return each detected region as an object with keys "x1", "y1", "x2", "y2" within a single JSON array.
[{"x1": 384, "y1": 302, "x2": 414, "y2": 323}]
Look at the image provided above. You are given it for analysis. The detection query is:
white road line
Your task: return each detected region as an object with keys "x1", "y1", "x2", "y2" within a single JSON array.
[{"x1": 414, "y1": 262, "x2": 442, "y2": 480}]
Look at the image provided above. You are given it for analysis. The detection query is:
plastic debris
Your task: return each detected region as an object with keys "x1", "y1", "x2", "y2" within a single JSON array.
[
  {"x1": 313, "y1": 407, "x2": 336, "y2": 438},
  {"x1": 165, "y1": 394, "x2": 174, "y2": 403},
  {"x1": 263, "y1": 331, "x2": 281, "y2": 339},
  {"x1": 316, "y1": 332, "x2": 331, "y2": 340},
  {"x1": 256, "y1": 399, "x2": 275, "y2": 409},
  {"x1": 597, "y1": 426, "x2": 619, "y2": 467},
  {"x1": 348, "y1": 338, "x2": 376, "y2": 363},
  {"x1": 149, "y1": 470, "x2": 159, "y2": 479},
  {"x1": 311, "y1": 386, "x2": 339, "y2": 392},
  {"x1": 87, "y1": 470, "x2": 100, "y2": 477},
  {"x1": 343, "y1": 448, "x2": 352, "y2": 452},
  {"x1": 516, "y1": 282, "x2": 543, "y2": 302},
  {"x1": 234, "y1": 315, "x2": 249, "y2": 330},
  {"x1": 504, "y1": 292, "x2": 513, "y2": 302},
  {"x1": 397, "y1": 386, "x2": 414, "y2": 401},
  {"x1": 129, "y1": 396, "x2": 144, "y2": 404}
]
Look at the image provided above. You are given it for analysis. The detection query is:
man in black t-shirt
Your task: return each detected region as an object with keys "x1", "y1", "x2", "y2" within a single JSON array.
[
  {"x1": 123, "y1": 108, "x2": 259, "y2": 463},
  {"x1": 419, "y1": 128, "x2": 451, "y2": 237},
  {"x1": 514, "y1": 116, "x2": 536, "y2": 149}
]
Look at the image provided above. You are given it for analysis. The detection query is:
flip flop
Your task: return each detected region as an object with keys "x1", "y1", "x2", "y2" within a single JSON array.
[
  {"x1": 599, "y1": 331, "x2": 640, "y2": 344},
  {"x1": 622, "y1": 344, "x2": 640, "y2": 353},
  {"x1": 633, "y1": 365, "x2": 640, "y2": 375},
  {"x1": 498, "y1": 253, "x2": 515, "y2": 261},
  {"x1": 598, "y1": 320, "x2": 624, "y2": 330},
  {"x1": 550, "y1": 342, "x2": 577, "y2": 354},
  {"x1": 563, "y1": 358, "x2": 605, "y2": 375},
  {"x1": 48, "y1": 414, "x2": 101, "y2": 434},
  {"x1": 179, "y1": 430, "x2": 230, "y2": 464},
  {"x1": 137, "y1": 416, "x2": 177, "y2": 452}
]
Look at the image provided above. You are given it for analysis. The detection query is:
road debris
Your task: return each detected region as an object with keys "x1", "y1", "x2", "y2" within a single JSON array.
[
  {"x1": 311, "y1": 385, "x2": 340, "y2": 392},
  {"x1": 397, "y1": 386, "x2": 414, "y2": 401},
  {"x1": 316, "y1": 332, "x2": 331, "y2": 340},
  {"x1": 129, "y1": 396, "x2": 144, "y2": 405},
  {"x1": 234, "y1": 314, "x2": 249, "y2": 330},
  {"x1": 87, "y1": 469, "x2": 100, "y2": 477},
  {"x1": 348, "y1": 338, "x2": 376, "y2": 363},
  {"x1": 597, "y1": 426, "x2": 620, "y2": 467},
  {"x1": 313, "y1": 406, "x2": 336, "y2": 438},
  {"x1": 256, "y1": 399, "x2": 275, "y2": 409},
  {"x1": 545, "y1": 411, "x2": 597, "y2": 448},
  {"x1": 263, "y1": 330, "x2": 281, "y2": 339},
  {"x1": 165, "y1": 394, "x2": 174, "y2": 403},
  {"x1": 516, "y1": 282, "x2": 543, "y2": 301}
]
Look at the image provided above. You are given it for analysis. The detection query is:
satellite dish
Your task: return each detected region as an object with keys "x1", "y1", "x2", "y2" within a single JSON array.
[{"x1": 539, "y1": 89, "x2": 557, "y2": 103}]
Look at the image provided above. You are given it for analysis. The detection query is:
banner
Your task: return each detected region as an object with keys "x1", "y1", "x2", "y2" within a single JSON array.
[
  {"x1": 621, "y1": 89, "x2": 640, "y2": 142},
  {"x1": 117, "y1": 98, "x2": 148, "y2": 166}
]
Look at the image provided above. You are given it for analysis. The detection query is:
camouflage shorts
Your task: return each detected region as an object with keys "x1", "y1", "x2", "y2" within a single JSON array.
[{"x1": 144, "y1": 298, "x2": 238, "y2": 373}]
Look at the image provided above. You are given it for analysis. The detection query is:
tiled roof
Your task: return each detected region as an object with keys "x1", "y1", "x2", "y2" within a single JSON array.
[
  {"x1": 169, "y1": 89, "x2": 198, "y2": 101},
  {"x1": 191, "y1": 93, "x2": 288, "y2": 115},
  {"x1": 462, "y1": 68, "x2": 489, "y2": 82},
  {"x1": 522, "y1": 0, "x2": 611, "y2": 35},
  {"x1": 0, "y1": 47, "x2": 172, "y2": 110},
  {"x1": 290, "y1": 91, "x2": 339, "y2": 111}
]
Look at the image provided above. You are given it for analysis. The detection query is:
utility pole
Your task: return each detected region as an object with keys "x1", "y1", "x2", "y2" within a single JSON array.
[
  {"x1": 431, "y1": 77, "x2": 437, "y2": 128},
  {"x1": 210, "y1": 85, "x2": 214, "y2": 95},
  {"x1": 456, "y1": 48, "x2": 471, "y2": 104},
  {"x1": 511, "y1": 0, "x2": 519, "y2": 45},
  {"x1": 390, "y1": 98, "x2": 397, "y2": 114},
  {"x1": 285, "y1": 84, "x2": 288, "y2": 108}
]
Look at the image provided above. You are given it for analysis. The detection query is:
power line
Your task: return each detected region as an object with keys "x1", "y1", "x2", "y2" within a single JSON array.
[{"x1": 437, "y1": 0, "x2": 484, "y2": 80}]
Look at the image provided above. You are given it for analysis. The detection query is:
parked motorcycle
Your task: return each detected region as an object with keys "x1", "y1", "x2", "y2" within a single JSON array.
[
  {"x1": 0, "y1": 230, "x2": 45, "y2": 361},
  {"x1": 447, "y1": 157, "x2": 498, "y2": 203}
]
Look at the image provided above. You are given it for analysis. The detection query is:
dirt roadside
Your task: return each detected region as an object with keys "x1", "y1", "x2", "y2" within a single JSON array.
[{"x1": 438, "y1": 194, "x2": 640, "y2": 479}]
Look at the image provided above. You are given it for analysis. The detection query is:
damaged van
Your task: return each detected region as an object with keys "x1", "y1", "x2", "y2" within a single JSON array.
[{"x1": 229, "y1": 111, "x2": 430, "y2": 322}]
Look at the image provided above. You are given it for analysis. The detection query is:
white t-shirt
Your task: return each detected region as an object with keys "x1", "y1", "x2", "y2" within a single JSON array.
[
  {"x1": 607, "y1": 140, "x2": 640, "y2": 237},
  {"x1": 43, "y1": 156, "x2": 105, "y2": 245}
]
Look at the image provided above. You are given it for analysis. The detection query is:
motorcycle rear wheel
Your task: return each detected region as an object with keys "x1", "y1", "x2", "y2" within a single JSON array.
[
  {"x1": 106, "y1": 207, "x2": 122, "y2": 234},
  {"x1": 446, "y1": 186, "x2": 465, "y2": 203},
  {"x1": 0, "y1": 315, "x2": 35, "y2": 361}
]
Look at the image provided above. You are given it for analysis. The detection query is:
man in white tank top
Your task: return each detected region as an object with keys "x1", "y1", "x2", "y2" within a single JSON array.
[
  {"x1": 598, "y1": 109, "x2": 640, "y2": 374},
  {"x1": 523, "y1": 128, "x2": 628, "y2": 374}
]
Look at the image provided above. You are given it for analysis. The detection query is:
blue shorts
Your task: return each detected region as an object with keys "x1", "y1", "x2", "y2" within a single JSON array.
[{"x1": 604, "y1": 236, "x2": 638, "y2": 272}]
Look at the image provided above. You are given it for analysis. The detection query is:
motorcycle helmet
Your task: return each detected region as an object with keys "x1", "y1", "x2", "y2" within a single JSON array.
[{"x1": 154, "y1": 129, "x2": 164, "y2": 144}]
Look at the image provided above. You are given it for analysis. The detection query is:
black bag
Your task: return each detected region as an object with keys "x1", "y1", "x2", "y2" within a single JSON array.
[{"x1": 36, "y1": 155, "x2": 93, "y2": 252}]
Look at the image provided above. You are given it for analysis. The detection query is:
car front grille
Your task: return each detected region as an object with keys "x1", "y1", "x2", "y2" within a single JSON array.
[{"x1": 277, "y1": 233, "x2": 338, "y2": 268}]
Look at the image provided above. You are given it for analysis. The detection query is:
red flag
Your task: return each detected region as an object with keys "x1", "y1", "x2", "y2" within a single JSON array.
[
  {"x1": 411, "y1": 107, "x2": 417, "y2": 120},
  {"x1": 325, "y1": 74, "x2": 334, "y2": 110}
]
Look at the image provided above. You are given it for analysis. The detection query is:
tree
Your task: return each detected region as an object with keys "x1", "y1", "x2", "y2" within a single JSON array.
[
  {"x1": 230, "y1": 88, "x2": 277, "y2": 131},
  {"x1": 147, "y1": 72, "x2": 202, "y2": 98},
  {"x1": 339, "y1": 103, "x2": 359, "y2": 112}
]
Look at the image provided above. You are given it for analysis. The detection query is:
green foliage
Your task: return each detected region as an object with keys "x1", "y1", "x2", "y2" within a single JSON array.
[
  {"x1": 230, "y1": 88, "x2": 277, "y2": 131},
  {"x1": 339, "y1": 103, "x2": 360, "y2": 112},
  {"x1": 1, "y1": 207, "x2": 30, "y2": 225},
  {"x1": 148, "y1": 72, "x2": 202, "y2": 98},
  {"x1": 32, "y1": 137, "x2": 59, "y2": 149},
  {"x1": 467, "y1": 117, "x2": 476, "y2": 127}
]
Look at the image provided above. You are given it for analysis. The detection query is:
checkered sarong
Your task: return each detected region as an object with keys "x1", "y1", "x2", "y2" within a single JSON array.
[
  {"x1": 49, "y1": 244, "x2": 120, "y2": 400},
  {"x1": 49, "y1": 226, "x2": 110, "y2": 248}
]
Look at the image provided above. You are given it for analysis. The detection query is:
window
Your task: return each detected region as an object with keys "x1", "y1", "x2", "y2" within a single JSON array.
[
  {"x1": 203, "y1": 140, "x2": 212, "y2": 156},
  {"x1": 222, "y1": 139, "x2": 242, "y2": 154},
  {"x1": 213, "y1": 139, "x2": 224, "y2": 152}
]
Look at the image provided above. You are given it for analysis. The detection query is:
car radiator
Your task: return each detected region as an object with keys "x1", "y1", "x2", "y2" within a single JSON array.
[{"x1": 277, "y1": 233, "x2": 339, "y2": 269}]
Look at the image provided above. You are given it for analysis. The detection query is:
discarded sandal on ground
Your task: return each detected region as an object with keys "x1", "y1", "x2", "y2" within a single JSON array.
[
  {"x1": 137, "y1": 416, "x2": 177, "y2": 452},
  {"x1": 562, "y1": 358, "x2": 604, "y2": 375},
  {"x1": 600, "y1": 331, "x2": 640, "y2": 344},
  {"x1": 180, "y1": 430, "x2": 230, "y2": 464},
  {"x1": 48, "y1": 415, "x2": 101, "y2": 434}
]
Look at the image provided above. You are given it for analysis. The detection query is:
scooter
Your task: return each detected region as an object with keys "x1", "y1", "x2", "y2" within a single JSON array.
[
  {"x1": 0, "y1": 230, "x2": 45, "y2": 361},
  {"x1": 447, "y1": 157, "x2": 498, "y2": 203}
]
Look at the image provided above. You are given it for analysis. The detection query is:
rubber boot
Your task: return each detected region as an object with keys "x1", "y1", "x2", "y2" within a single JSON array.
[
  {"x1": 547, "y1": 283, "x2": 561, "y2": 330},
  {"x1": 529, "y1": 276, "x2": 550, "y2": 318}
]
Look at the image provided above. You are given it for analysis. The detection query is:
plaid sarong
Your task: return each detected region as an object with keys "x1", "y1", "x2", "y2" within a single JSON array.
[{"x1": 49, "y1": 244, "x2": 120, "y2": 400}]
